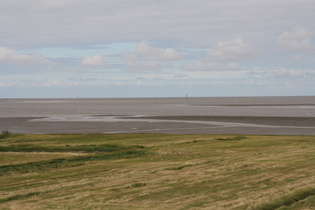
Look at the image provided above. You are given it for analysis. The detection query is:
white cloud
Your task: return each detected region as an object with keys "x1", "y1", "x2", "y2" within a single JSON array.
[
  {"x1": 124, "y1": 40, "x2": 181, "y2": 71},
  {"x1": 124, "y1": 53, "x2": 160, "y2": 71},
  {"x1": 0, "y1": 82, "x2": 15, "y2": 87},
  {"x1": 0, "y1": 47, "x2": 51, "y2": 65},
  {"x1": 41, "y1": 80, "x2": 63, "y2": 87},
  {"x1": 182, "y1": 61, "x2": 221, "y2": 71},
  {"x1": 278, "y1": 26, "x2": 315, "y2": 51},
  {"x1": 182, "y1": 61, "x2": 241, "y2": 72},
  {"x1": 1, "y1": 1, "x2": 315, "y2": 97},
  {"x1": 266, "y1": 68, "x2": 315, "y2": 79},
  {"x1": 182, "y1": 38, "x2": 254, "y2": 71},
  {"x1": 1, "y1": 0, "x2": 315, "y2": 52},
  {"x1": 1, "y1": 0, "x2": 313, "y2": 49},
  {"x1": 136, "y1": 40, "x2": 182, "y2": 61},
  {"x1": 81, "y1": 54, "x2": 105, "y2": 66},
  {"x1": 207, "y1": 38, "x2": 255, "y2": 62}
]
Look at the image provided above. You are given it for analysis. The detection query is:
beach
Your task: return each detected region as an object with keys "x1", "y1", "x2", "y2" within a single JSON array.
[
  {"x1": 1, "y1": 96, "x2": 315, "y2": 135},
  {"x1": 1, "y1": 115, "x2": 315, "y2": 135}
]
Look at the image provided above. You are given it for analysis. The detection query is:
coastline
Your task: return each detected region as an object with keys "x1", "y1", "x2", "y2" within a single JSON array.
[
  {"x1": 1, "y1": 96, "x2": 314, "y2": 135},
  {"x1": 1, "y1": 115, "x2": 315, "y2": 135}
]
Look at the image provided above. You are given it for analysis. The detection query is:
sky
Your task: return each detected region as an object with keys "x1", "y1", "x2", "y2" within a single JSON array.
[{"x1": 1, "y1": 0, "x2": 315, "y2": 98}]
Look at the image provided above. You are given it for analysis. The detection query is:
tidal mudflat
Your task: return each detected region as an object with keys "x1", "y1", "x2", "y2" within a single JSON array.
[{"x1": 1, "y1": 96, "x2": 315, "y2": 135}]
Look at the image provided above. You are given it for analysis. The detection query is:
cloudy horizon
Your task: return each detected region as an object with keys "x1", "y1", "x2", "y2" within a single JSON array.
[{"x1": 1, "y1": 0, "x2": 314, "y2": 98}]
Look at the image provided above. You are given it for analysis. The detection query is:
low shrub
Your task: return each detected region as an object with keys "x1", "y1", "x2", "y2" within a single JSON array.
[
  {"x1": 0, "y1": 130, "x2": 11, "y2": 139},
  {"x1": 214, "y1": 136, "x2": 246, "y2": 141}
]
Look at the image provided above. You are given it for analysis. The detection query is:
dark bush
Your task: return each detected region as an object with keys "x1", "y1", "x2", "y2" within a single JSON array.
[{"x1": 0, "y1": 130, "x2": 11, "y2": 139}]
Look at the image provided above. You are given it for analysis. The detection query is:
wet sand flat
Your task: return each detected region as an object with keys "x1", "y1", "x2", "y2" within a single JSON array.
[
  {"x1": 1, "y1": 97, "x2": 314, "y2": 135},
  {"x1": 1, "y1": 116, "x2": 315, "y2": 135},
  {"x1": 128, "y1": 115, "x2": 315, "y2": 127}
]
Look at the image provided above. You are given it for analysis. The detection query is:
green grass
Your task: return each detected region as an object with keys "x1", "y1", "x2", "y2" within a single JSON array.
[
  {"x1": 165, "y1": 164, "x2": 194, "y2": 170},
  {"x1": 0, "y1": 192, "x2": 41, "y2": 204},
  {"x1": 0, "y1": 134, "x2": 314, "y2": 209},
  {"x1": 0, "y1": 144, "x2": 148, "y2": 176},
  {"x1": 0, "y1": 143, "x2": 144, "y2": 153},
  {"x1": 214, "y1": 135, "x2": 247, "y2": 141}
]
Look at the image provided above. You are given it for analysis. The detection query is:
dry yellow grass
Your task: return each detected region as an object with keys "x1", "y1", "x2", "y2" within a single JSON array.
[{"x1": 0, "y1": 134, "x2": 314, "y2": 209}]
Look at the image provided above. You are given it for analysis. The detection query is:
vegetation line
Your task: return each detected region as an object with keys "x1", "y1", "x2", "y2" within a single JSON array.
[
  {"x1": 250, "y1": 187, "x2": 315, "y2": 210},
  {"x1": 214, "y1": 136, "x2": 246, "y2": 141},
  {"x1": 166, "y1": 164, "x2": 194, "y2": 170},
  {"x1": 0, "y1": 147, "x2": 148, "y2": 176},
  {"x1": 0, "y1": 192, "x2": 41, "y2": 204},
  {"x1": 0, "y1": 144, "x2": 144, "y2": 153}
]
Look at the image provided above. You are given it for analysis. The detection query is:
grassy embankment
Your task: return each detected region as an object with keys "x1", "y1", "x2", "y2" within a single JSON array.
[{"x1": 0, "y1": 133, "x2": 314, "y2": 209}]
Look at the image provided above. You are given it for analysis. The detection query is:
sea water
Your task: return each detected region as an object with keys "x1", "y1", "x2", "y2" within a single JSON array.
[{"x1": 1, "y1": 96, "x2": 314, "y2": 118}]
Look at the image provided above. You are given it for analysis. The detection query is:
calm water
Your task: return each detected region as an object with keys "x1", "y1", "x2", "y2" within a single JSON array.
[{"x1": 1, "y1": 96, "x2": 315, "y2": 118}]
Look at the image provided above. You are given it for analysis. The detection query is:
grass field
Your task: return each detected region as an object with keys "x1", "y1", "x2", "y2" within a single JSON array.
[{"x1": 0, "y1": 133, "x2": 314, "y2": 209}]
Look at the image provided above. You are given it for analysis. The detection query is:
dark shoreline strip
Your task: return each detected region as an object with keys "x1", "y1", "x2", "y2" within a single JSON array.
[{"x1": 122, "y1": 116, "x2": 315, "y2": 127}]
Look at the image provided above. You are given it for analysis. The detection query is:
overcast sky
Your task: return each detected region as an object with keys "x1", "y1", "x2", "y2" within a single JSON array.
[{"x1": 1, "y1": 0, "x2": 315, "y2": 98}]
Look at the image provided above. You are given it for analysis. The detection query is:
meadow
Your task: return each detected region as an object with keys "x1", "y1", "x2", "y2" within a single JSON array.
[{"x1": 0, "y1": 133, "x2": 314, "y2": 209}]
